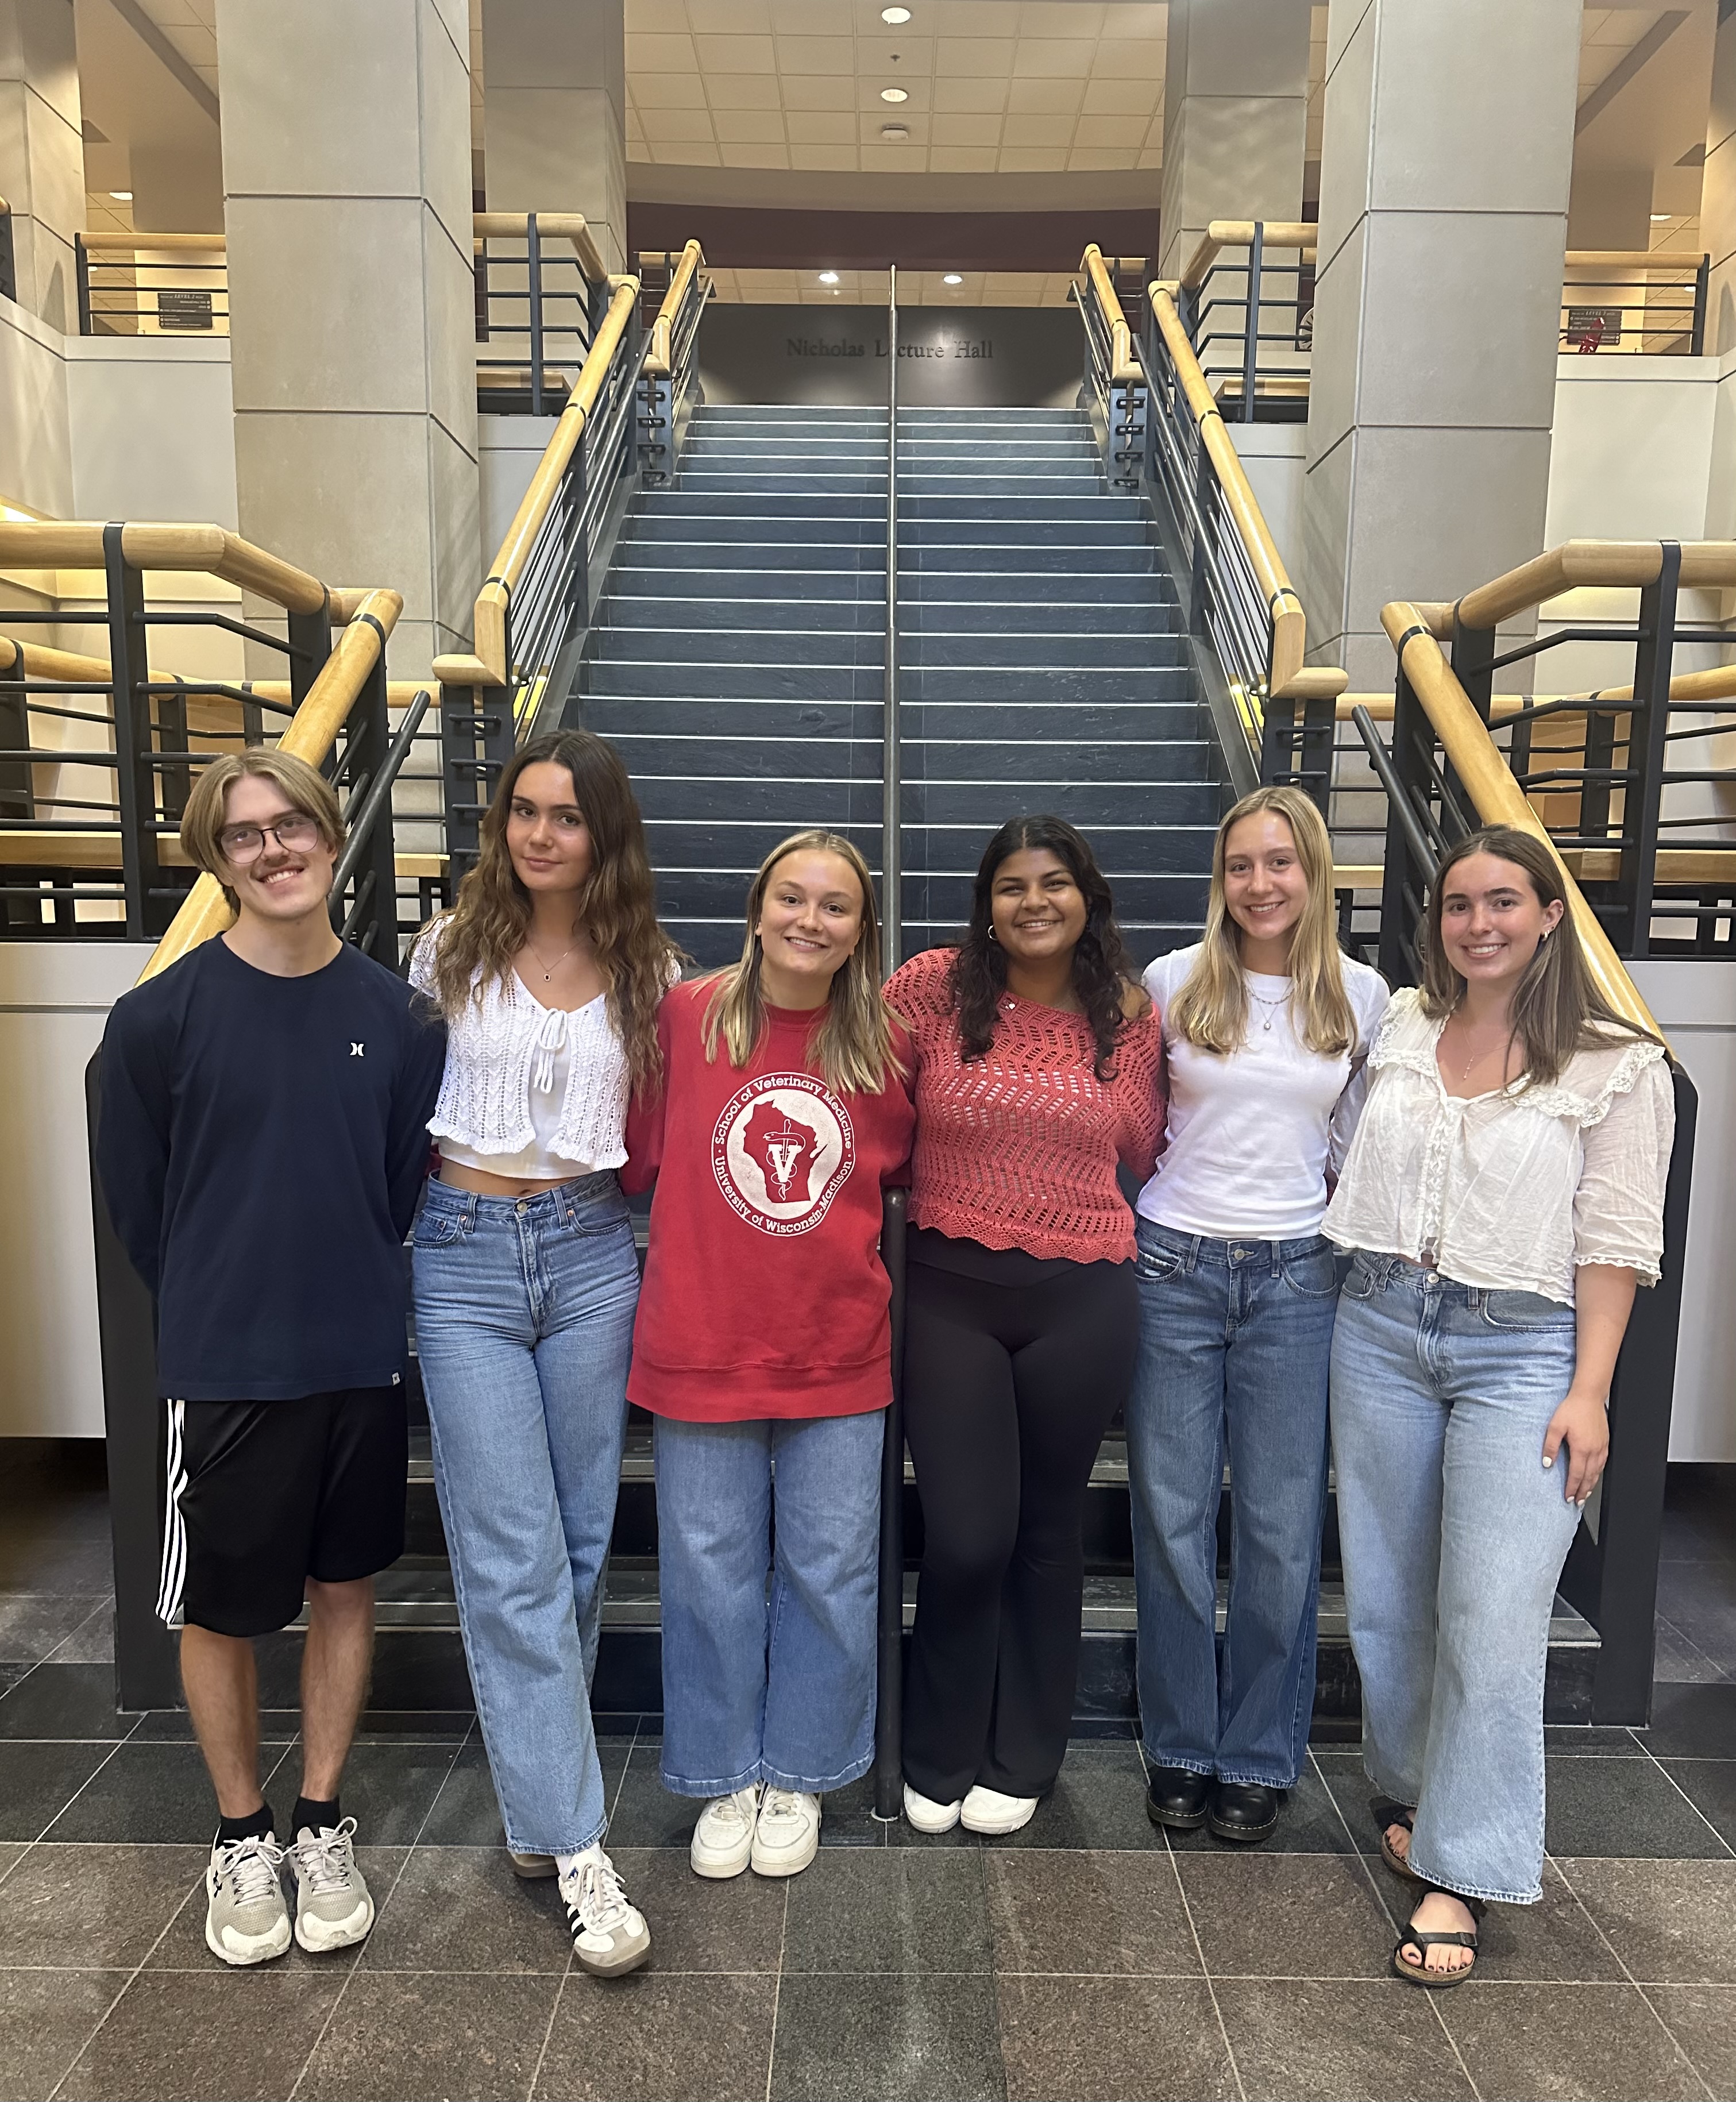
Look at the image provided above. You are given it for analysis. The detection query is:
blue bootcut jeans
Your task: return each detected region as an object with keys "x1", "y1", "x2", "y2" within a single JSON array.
[
  {"x1": 1127, "y1": 1220, "x2": 1339, "y2": 1790},
  {"x1": 1330, "y1": 1252, "x2": 1584, "y2": 1904},
  {"x1": 654, "y1": 1409, "x2": 884, "y2": 1799},
  {"x1": 411, "y1": 1173, "x2": 636, "y2": 1857}
]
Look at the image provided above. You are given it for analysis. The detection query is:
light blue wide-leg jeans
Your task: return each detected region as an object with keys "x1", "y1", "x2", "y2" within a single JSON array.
[
  {"x1": 1330, "y1": 1253, "x2": 1583, "y2": 1904},
  {"x1": 654, "y1": 1409, "x2": 884, "y2": 1799},
  {"x1": 411, "y1": 1173, "x2": 636, "y2": 1856}
]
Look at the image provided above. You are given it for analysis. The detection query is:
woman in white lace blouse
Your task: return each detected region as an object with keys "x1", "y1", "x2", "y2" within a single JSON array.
[{"x1": 1323, "y1": 826, "x2": 1674, "y2": 1989}]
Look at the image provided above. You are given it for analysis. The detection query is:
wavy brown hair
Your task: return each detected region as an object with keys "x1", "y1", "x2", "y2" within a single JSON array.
[
  {"x1": 703, "y1": 830, "x2": 905, "y2": 1094},
  {"x1": 951, "y1": 815, "x2": 1136, "y2": 1082},
  {"x1": 422, "y1": 730, "x2": 682, "y2": 1088},
  {"x1": 1419, "y1": 826, "x2": 1657, "y2": 1087}
]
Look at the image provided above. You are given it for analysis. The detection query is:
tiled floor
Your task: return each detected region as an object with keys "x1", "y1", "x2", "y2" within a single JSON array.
[{"x1": 1, "y1": 1444, "x2": 1733, "y2": 2102}]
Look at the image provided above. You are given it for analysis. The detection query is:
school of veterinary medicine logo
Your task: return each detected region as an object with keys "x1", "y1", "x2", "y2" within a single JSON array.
[{"x1": 711, "y1": 1073, "x2": 855, "y2": 1236}]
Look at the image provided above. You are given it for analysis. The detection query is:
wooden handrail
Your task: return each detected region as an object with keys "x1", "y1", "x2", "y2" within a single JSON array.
[
  {"x1": 643, "y1": 240, "x2": 704, "y2": 378},
  {"x1": 1419, "y1": 540, "x2": 1736, "y2": 636},
  {"x1": 1078, "y1": 244, "x2": 1140, "y2": 385},
  {"x1": 433, "y1": 275, "x2": 639, "y2": 691},
  {"x1": 0, "y1": 522, "x2": 327, "y2": 615},
  {"x1": 1380, "y1": 600, "x2": 1661, "y2": 1040},
  {"x1": 1147, "y1": 286, "x2": 1344, "y2": 703},
  {"x1": 79, "y1": 232, "x2": 226, "y2": 255},
  {"x1": 1344, "y1": 656, "x2": 1736, "y2": 720},
  {"x1": 473, "y1": 211, "x2": 608, "y2": 285},
  {"x1": 1564, "y1": 250, "x2": 1709, "y2": 273},
  {"x1": 138, "y1": 588, "x2": 404, "y2": 982},
  {"x1": 1179, "y1": 221, "x2": 1316, "y2": 293}
]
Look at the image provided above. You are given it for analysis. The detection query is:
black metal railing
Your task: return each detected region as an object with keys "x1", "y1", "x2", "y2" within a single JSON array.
[
  {"x1": 1561, "y1": 254, "x2": 1708, "y2": 357},
  {"x1": 1178, "y1": 226, "x2": 1313, "y2": 423},
  {"x1": 76, "y1": 233, "x2": 229, "y2": 337},
  {"x1": 636, "y1": 242, "x2": 709, "y2": 488},
  {"x1": 475, "y1": 213, "x2": 611, "y2": 416},
  {"x1": 0, "y1": 201, "x2": 16, "y2": 307}
]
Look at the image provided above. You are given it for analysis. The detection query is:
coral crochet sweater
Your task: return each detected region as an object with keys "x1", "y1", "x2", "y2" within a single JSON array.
[{"x1": 886, "y1": 945, "x2": 1166, "y2": 1264}]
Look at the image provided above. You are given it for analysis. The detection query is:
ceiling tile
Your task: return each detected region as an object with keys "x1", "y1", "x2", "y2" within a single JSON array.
[
  {"x1": 1104, "y1": 3, "x2": 1166, "y2": 33},
  {"x1": 626, "y1": 32, "x2": 699, "y2": 69},
  {"x1": 686, "y1": 0, "x2": 774, "y2": 28},
  {"x1": 1082, "y1": 76, "x2": 1160, "y2": 113},
  {"x1": 999, "y1": 141, "x2": 1067, "y2": 164},
  {"x1": 781, "y1": 0, "x2": 853, "y2": 28},
  {"x1": 790, "y1": 142, "x2": 862, "y2": 167},
  {"x1": 627, "y1": 0, "x2": 691, "y2": 25},
  {"x1": 1068, "y1": 145, "x2": 1140, "y2": 168},
  {"x1": 640, "y1": 107, "x2": 719, "y2": 141},
  {"x1": 937, "y1": 36, "x2": 1016, "y2": 74},
  {"x1": 785, "y1": 109, "x2": 859, "y2": 141},
  {"x1": 720, "y1": 141, "x2": 792, "y2": 164},
  {"x1": 695, "y1": 33, "x2": 778, "y2": 70},
  {"x1": 781, "y1": 74, "x2": 858, "y2": 109},
  {"x1": 1075, "y1": 111, "x2": 1145, "y2": 147},
  {"x1": 929, "y1": 144, "x2": 1001, "y2": 170},
  {"x1": 707, "y1": 72, "x2": 786, "y2": 107},
  {"x1": 859, "y1": 110, "x2": 931, "y2": 141},
  {"x1": 1008, "y1": 75, "x2": 1084, "y2": 113},
  {"x1": 1012, "y1": 37, "x2": 1095, "y2": 76},
  {"x1": 933, "y1": 75, "x2": 1010, "y2": 113},
  {"x1": 932, "y1": 111, "x2": 1004, "y2": 145},
  {"x1": 1002, "y1": 111, "x2": 1074, "y2": 146},
  {"x1": 1020, "y1": 2, "x2": 1105, "y2": 33},
  {"x1": 941, "y1": 3, "x2": 1023, "y2": 31},
  {"x1": 1136, "y1": 146, "x2": 1162, "y2": 166},
  {"x1": 653, "y1": 140, "x2": 721, "y2": 161},
  {"x1": 1093, "y1": 37, "x2": 1164, "y2": 76},
  {"x1": 776, "y1": 34, "x2": 857, "y2": 72},
  {"x1": 714, "y1": 107, "x2": 788, "y2": 141},
  {"x1": 856, "y1": 34, "x2": 935, "y2": 70},
  {"x1": 861, "y1": 141, "x2": 930, "y2": 170},
  {"x1": 633, "y1": 73, "x2": 712, "y2": 107}
]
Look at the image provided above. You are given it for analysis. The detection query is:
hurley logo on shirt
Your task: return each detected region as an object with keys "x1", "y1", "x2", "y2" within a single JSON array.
[{"x1": 712, "y1": 1073, "x2": 856, "y2": 1236}]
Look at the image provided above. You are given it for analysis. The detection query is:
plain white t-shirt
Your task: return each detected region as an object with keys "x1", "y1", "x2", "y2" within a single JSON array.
[{"x1": 1136, "y1": 943, "x2": 1391, "y2": 1241}]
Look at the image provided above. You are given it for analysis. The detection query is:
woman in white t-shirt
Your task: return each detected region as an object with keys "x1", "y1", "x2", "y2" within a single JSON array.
[{"x1": 1131, "y1": 786, "x2": 1388, "y2": 1846}]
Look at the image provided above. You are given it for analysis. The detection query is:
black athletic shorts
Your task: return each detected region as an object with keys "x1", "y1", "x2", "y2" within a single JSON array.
[{"x1": 157, "y1": 1387, "x2": 408, "y2": 1639}]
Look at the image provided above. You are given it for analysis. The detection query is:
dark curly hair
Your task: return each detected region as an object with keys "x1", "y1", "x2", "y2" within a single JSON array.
[{"x1": 951, "y1": 815, "x2": 1136, "y2": 1082}]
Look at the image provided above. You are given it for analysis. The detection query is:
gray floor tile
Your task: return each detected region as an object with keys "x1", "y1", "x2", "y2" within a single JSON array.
[
  {"x1": 989, "y1": 1740, "x2": 1162, "y2": 1853},
  {"x1": 1545, "y1": 1755, "x2": 1734, "y2": 1859},
  {"x1": 1437, "y1": 1979, "x2": 1707, "y2": 2102},
  {"x1": 54, "y1": 1968, "x2": 343, "y2": 2101},
  {"x1": 1214, "y1": 1976, "x2": 1476, "y2": 2101},
  {"x1": 1649, "y1": 1984, "x2": 1736, "y2": 2101},
  {"x1": 311, "y1": 1738, "x2": 466, "y2": 1848},
  {"x1": 1654, "y1": 1616, "x2": 1731, "y2": 1686},
  {"x1": 128, "y1": 1708, "x2": 301, "y2": 1744},
  {"x1": 996, "y1": 1975, "x2": 1234, "y2": 2102},
  {"x1": 44, "y1": 1600, "x2": 114, "y2": 1667},
  {"x1": 816, "y1": 1773, "x2": 888, "y2": 1848},
  {"x1": 1461, "y1": 1860, "x2": 1626, "y2": 1981},
  {"x1": 44, "y1": 1742, "x2": 236, "y2": 1845},
  {"x1": 605, "y1": 1848, "x2": 786, "y2": 1973},
  {"x1": 0, "y1": 1842, "x2": 205, "y2": 1969},
  {"x1": 1556, "y1": 1858, "x2": 1736, "y2": 1984},
  {"x1": 604, "y1": 1745, "x2": 703, "y2": 1850},
  {"x1": 985, "y1": 1849, "x2": 1200, "y2": 1977},
  {"x1": 1661, "y1": 1760, "x2": 1736, "y2": 1847},
  {"x1": 0, "y1": 1538, "x2": 114, "y2": 1598},
  {"x1": 0, "y1": 1968, "x2": 123, "y2": 2102},
  {"x1": 296, "y1": 1970, "x2": 564, "y2": 2101},
  {"x1": 534, "y1": 1973, "x2": 778, "y2": 2102},
  {"x1": 782, "y1": 1846, "x2": 991, "y2": 1974},
  {"x1": 1172, "y1": 1851, "x2": 1398, "y2": 1978},
  {"x1": 1545, "y1": 1726, "x2": 1649, "y2": 1756},
  {"x1": 0, "y1": 1598, "x2": 108, "y2": 1668},
  {"x1": 1648, "y1": 1684, "x2": 1736, "y2": 1760},
  {"x1": 1163, "y1": 1769, "x2": 1356, "y2": 1856},
  {"x1": 360, "y1": 1843, "x2": 572, "y2": 1973},
  {"x1": 0, "y1": 1741, "x2": 115, "y2": 1842},
  {"x1": 0, "y1": 1843, "x2": 25, "y2": 1887},
  {"x1": 0, "y1": 1664, "x2": 133, "y2": 1742},
  {"x1": 419, "y1": 1738, "x2": 628, "y2": 1849},
  {"x1": 770, "y1": 1972, "x2": 1005, "y2": 2102},
  {"x1": 145, "y1": 1848, "x2": 406, "y2": 1974}
]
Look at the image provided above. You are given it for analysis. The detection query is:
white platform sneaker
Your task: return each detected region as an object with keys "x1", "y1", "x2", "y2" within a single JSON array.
[
  {"x1": 961, "y1": 1785, "x2": 1038, "y2": 1835},
  {"x1": 902, "y1": 1784, "x2": 963, "y2": 1834},
  {"x1": 750, "y1": 1788, "x2": 820, "y2": 1877},
  {"x1": 690, "y1": 1784, "x2": 761, "y2": 1879}
]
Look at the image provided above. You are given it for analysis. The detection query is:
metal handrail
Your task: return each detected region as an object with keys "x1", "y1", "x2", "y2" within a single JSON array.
[{"x1": 882, "y1": 263, "x2": 901, "y2": 974}]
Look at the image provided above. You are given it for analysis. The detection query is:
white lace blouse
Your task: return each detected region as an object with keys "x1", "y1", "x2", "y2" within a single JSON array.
[
  {"x1": 409, "y1": 924, "x2": 632, "y2": 1174},
  {"x1": 1322, "y1": 987, "x2": 1675, "y2": 1305}
]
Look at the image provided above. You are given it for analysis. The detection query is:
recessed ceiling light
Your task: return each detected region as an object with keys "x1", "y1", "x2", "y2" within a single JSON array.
[
  {"x1": 109, "y1": 189, "x2": 133, "y2": 201},
  {"x1": 819, "y1": 269, "x2": 840, "y2": 284},
  {"x1": 882, "y1": 5, "x2": 912, "y2": 20},
  {"x1": 943, "y1": 272, "x2": 963, "y2": 285},
  {"x1": 881, "y1": 122, "x2": 910, "y2": 140},
  {"x1": 1649, "y1": 212, "x2": 1671, "y2": 222},
  {"x1": 881, "y1": 86, "x2": 909, "y2": 103}
]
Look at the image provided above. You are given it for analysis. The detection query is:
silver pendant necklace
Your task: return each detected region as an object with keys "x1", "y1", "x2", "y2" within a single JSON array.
[{"x1": 1248, "y1": 986, "x2": 1289, "y2": 1033}]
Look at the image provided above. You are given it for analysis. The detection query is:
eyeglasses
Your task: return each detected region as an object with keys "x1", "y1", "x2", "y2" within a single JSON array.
[{"x1": 217, "y1": 812, "x2": 322, "y2": 863}]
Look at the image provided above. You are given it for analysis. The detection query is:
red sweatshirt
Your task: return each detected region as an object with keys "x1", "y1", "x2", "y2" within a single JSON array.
[{"x1": 622, "y1": 979, "x2": 916, "y2": 1421}]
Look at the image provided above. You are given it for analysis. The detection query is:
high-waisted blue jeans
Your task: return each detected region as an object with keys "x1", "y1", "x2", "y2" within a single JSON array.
[
  {"x1": 411, "y1": 1173, "x2": 636, "y2": 1857},
  {"x1": 1127, "y1": 1221, "x2": 1339, "y2": 1789},
  {"x1": 1330, "y1": 1253, "x2": 1583, "y2": 1904}
]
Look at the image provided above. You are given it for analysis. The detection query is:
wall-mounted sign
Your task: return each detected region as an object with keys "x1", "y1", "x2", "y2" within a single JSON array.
[
  {"x1": 1564, "y1": 305, "x2": 1623, "y2": 349},
  {"x1": 157, "y1": 290, "x2": 214, "y2": 332},
  {"x1": 698, "y1": 304, "x2": 1080, "y2": 408}
]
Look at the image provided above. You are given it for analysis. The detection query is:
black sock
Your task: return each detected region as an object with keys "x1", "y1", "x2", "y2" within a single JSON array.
[
  {"x1": 292, "y1": 1794, "x2": 340, "y2": 1838},
  {"x1": 217, "y1": 1803, "x2": 273, "y2": 1846}
]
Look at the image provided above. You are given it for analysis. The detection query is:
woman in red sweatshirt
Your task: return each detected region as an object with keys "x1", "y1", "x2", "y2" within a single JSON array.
[
  {"x1": 887, "y1": 815, "x2": 1165, "y2": 1837},
  {"x1": 623, "y1": 829, "x2": 913, "y2": 1884}
]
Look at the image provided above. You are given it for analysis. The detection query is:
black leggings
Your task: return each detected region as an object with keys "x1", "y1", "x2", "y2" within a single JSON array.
[{"x1": 901, "y1": 1244, "x2": 1139, "y2": 1802}]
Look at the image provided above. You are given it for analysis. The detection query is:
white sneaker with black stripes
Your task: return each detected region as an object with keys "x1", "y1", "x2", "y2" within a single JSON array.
[{"x1": 559, "y1": 1846, "x2": 651, "y2": 1977}]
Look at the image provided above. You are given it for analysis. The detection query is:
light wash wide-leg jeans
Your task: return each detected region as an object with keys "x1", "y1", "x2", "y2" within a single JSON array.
[
  {"x1": 412, "y1": 1173, "x2": 636, "y2": 1857},
  {"x1": 1330, "y1": 1253, "x2": 1583, "y2": 1904}
]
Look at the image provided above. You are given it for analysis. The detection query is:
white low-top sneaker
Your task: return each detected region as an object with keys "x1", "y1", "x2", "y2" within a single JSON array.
[
  {"x1": 751, "y1": 1787, "x2": 821, "y2": 1877},
  {"x1": 560, "y1": 1847, "x2": 651, "y2": 1977},
  {"x1": 288, "y1": 1818, "x2": 375, "y2": 1952},
  {"x1": 690, "y1": 1784, "x2": 761, "y2": 1880},
  {"x1": 205, "y1": 1830, "x2": 291, "y2": 1966},
  {"x1": 961, "y1": 1785, "x2": 1038, "y2": 1835},
  {"x1": 902, "y1": 1783, "x2": 962, "y2": 1834}
]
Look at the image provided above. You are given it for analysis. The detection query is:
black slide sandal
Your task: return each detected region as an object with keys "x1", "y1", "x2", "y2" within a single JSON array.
[
  {"x1": 1392, "y1": 1886, "x2": 1486, "y2": 1989},
  {"x1": 1370, "y1": 1795, "x2": 1424, "y2": 1884}
]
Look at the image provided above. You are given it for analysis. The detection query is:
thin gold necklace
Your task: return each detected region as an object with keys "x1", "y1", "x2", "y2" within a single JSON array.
[{"x1": 523, "y1": 936, "x2": 576, "y2": 983}]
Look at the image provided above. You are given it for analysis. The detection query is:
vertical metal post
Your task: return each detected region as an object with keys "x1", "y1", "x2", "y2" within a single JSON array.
[
  {"x1": 1619, "y1": 541, "x2": 1680, "y2": 961},
  {"x1": 1240, "y1": 221, "x2": 1263, "y2": 423},
  {"x1": 882, "y1": 261, "x2": 901, "y2": 972},
  {"x1": 873, "y1": 1186, "x2": 908, "y2": 1818},
  {"x1": 105, "y1": 523, "x2": 160, "y2": 938},
  {"x1": 0, "y1": 206, "x2": 15, "y2": 307},
  {"x1": 1379, "y1": 662, "x2": 1429, "y2": 985},
  {"x1": 475, "y1": 236, "x2": 490, "y2": 345},
  {"x1": 1691, "y1": 256, "x2": 1709, "y2": 358},
  {"x1": 441, "y1": 680, "x2": 514, "y2": 889},
  {"x1": 75, "y1": 232, "x2": 90, "y2": 335},
  {"x1": 1258, "y1": 695, "x2": 1297, "y2": 789},
  {"x1": 527, "y1": 212, "x2": 545, "y2": 419},
  {"x1": 1298, "y1": 696, "x2": 1336, "y2": 819},
  {"x1": 336, "y1": 647, "x2": 400, "y2": 963},
  {"x1": 287, "y1": 604, "x2": 332, "y2": 712}
]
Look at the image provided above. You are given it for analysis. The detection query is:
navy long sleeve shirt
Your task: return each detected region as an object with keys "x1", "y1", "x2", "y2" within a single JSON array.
[{"x1": 96, "y1": 936, "x2": 447, "y2": 1402}]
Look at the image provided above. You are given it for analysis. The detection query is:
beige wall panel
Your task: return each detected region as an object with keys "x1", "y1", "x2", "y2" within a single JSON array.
[
  {"x1": 424, "y1": 210, "x2": 483, "y2": 454},
  {"x1": 1313, "y1": 5, "x2": 1375, "y2": 276},
  {"x1": 428, "y1": 417, "x2": 482, "y2": 647},
  {"x1": 0, "y1": 294, "x2": 71, "y2": 515},
  {"x1": 1301, "y1": 212, "x2": 1364, "y2": 465},
  {"x1": 416, "y1": 0, "x2": 478, "y2": 257}
]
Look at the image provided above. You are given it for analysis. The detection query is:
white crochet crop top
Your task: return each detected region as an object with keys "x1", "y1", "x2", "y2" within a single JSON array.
[{"x1": 410, "y1": 923, "x2": 632, "y2": 1178}]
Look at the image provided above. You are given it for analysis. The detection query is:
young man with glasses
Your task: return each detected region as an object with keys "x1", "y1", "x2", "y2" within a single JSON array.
[{"x1": 97, "y1": 750, "x2": 445, "y2": 1966}]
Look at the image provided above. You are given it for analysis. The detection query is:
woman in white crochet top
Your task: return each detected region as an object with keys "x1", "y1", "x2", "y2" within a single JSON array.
[
  {"x1": 1324, "y1": 826, "x2": 1675, "y2": 1989},
  {"x1": 409, "y1": 730, "x2": 682, "y2": 1981}
]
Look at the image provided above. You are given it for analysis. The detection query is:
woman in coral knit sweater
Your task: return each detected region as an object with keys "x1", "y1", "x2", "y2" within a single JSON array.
[{"x1": 888, "y1": 815, "x2": 1165, "y2": 1835}]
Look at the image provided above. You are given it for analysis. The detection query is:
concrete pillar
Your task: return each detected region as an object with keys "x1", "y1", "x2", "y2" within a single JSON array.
[
  {"x1": 481, "y1": 0, "x2": 626, "y2": 272},
  {"x1": 1704, "y1": 5, "x2": 1736, "y2": 358},
  {"x1": 1157, "y1": 0, "x2": 1311, "y2": 286},
  {"x1": 0, "y1": 1, "x2": 81, "y2": 330},
  {"x1": 1298, "y1": 0, "x2": 1581, "y2": 691},
  {"x1": 215, "y1": 0, "x2": 480, "y2": 677}
]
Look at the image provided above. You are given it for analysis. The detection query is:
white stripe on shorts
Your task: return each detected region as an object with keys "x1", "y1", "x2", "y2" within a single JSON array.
[{"x1": 156, "y1": 1399, "x2": 187, "y2": 1627}]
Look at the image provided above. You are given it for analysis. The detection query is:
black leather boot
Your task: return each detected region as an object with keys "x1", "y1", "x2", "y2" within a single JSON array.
[
  {"x1": 1208, "y1": 1780, "x2": 1282, "y2": 1843},
  {"x1": 1145, "y1": 1766, "x2": 1212, "y2": 1830}
]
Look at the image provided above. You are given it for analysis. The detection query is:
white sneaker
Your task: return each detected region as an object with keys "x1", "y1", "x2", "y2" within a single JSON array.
[
  {"x1": 751, "y1": 1787, "x2": 821, "y2": 1877},
  {"x1": 902, "y1": 1783, "x2": 962, "y2": 1834},
  {"x1": 287, "y1": 1818, "x2": 375, "y2": 1952},
  {"x1": 690, "y1": 1784, "x2": 761, "y2": 1880},
  {"x1": 559, "y1": 1846, "x2": 651, "y2": 1977},
  {"x1": 961, "y1": 1785, "x2": 1037, "y2": 1835},
  {"x1": 205, "y1": 1830, "x2": 291, "y2": 1966}
]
